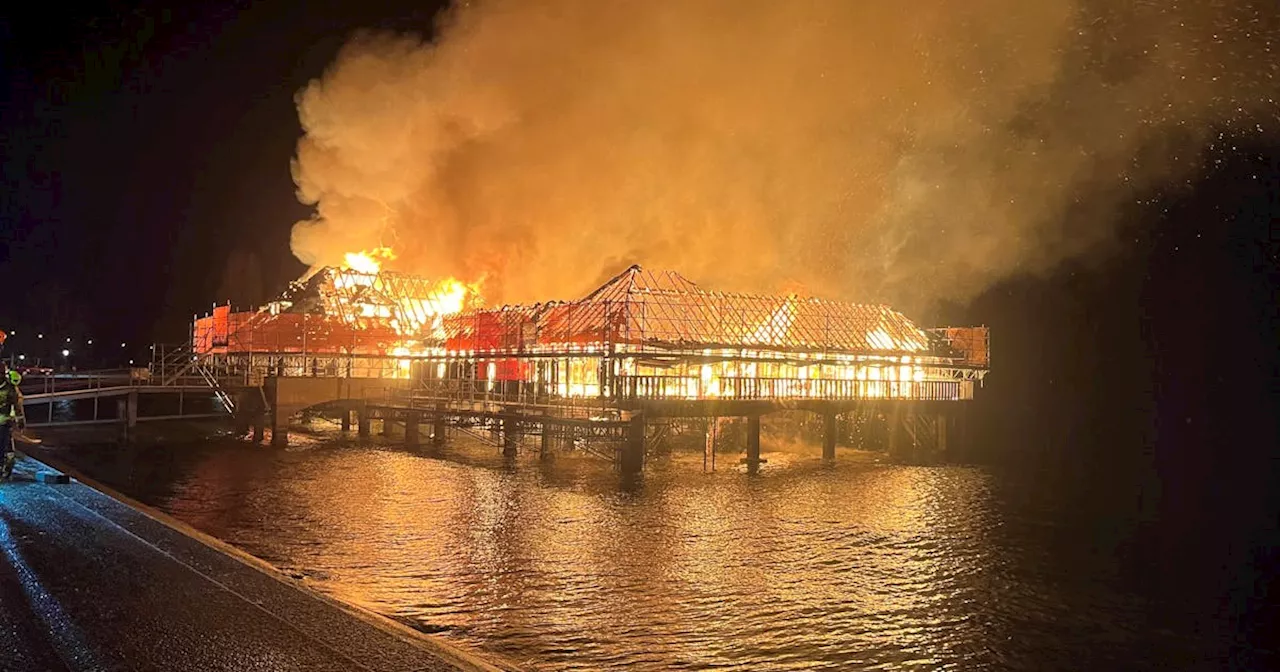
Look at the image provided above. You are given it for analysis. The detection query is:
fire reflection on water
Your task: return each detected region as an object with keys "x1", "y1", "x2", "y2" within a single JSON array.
[{"x1": 54, "y1": 432, "x2": 1185, "y2": 671}]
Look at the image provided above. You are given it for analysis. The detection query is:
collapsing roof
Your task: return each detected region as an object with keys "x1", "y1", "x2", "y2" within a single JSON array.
[
  {"x1": 443, "y1": 265, "x2": 933, "y2": 356},
  {"x1": 195, "y1": 264, "x2": 984, "y2": 363}
]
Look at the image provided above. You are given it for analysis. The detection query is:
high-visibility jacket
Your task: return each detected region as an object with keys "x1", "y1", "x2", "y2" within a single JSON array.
[{"x1": 0, "y1": 379, "x2": 21, "y2": 424}]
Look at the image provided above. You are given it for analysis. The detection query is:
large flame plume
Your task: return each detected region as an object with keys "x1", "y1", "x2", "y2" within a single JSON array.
[{"x1": 291, "y1": 0, "x2": 1277, "y2": 311}]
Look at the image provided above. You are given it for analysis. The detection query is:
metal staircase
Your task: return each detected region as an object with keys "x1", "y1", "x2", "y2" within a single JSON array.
[{"x1": 152, "y1": 344, "x2": 236, "y2": 414}]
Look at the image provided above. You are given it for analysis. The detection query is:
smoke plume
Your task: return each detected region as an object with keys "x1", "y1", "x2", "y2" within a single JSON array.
[{"x1": 289, "y1": 0, "x2": 1277, "y2": 310}]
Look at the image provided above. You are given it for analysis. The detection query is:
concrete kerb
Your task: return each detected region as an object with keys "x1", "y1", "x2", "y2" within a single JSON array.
[{"x1": 20, "y1": 451, "x2": 522, "y2": 672}]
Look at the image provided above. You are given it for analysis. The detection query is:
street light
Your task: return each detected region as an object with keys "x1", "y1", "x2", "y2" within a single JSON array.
[
  {"x1": 120, "y1": 342, "x2": 126, "y2": 348},
  {"x1": 17, "y1": 354, "x2": 25, "y2": 361},
  {"x1": 37, "y1": 334, "x2": 43, "y2": 339},
  {"x1": 87, "y1": 339, "x2": 93, "y2": 345},
  {"x1": 61, "y1": 349, "x2": 70, "y2": 357},
  {"x1": 65, "y1": 337, "x2": 71, "y2": 343}
]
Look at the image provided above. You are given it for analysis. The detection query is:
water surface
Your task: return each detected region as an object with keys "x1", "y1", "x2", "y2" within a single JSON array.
[{"x1": 39, "y1": 425, "x2": 1243, "y2": 670}]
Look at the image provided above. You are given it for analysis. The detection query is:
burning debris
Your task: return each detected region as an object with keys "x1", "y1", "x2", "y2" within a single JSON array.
[{"x1": 194, "y1": 261, "x2": 987, "y2": 402}]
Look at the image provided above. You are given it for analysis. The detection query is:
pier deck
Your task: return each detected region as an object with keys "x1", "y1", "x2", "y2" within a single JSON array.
[{"x1": 0, "y1": 456, "x2": 509, "y2": 672}]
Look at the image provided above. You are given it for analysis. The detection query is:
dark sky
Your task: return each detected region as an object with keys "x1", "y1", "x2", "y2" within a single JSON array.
[{"x1": 0, "y1": 0, "x2": 447, "y2": 352}]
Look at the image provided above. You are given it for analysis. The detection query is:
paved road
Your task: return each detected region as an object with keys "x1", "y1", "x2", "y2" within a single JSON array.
[{"x1": 0, "y1": 457, "x2": 501, "y2": 672}]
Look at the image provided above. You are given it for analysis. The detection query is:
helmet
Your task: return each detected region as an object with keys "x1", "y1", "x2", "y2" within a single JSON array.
[{"x1": 6, "y1": 370, "x2": 19, "y2": 386}]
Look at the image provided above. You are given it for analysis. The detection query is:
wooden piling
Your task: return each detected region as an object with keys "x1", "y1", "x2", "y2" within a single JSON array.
[
  {"x1": 620, "y1": 414, "x2": 645, "y2": 475},
  {"x1": 502, "y1": 418, "x2": 518, "y2": 458},
  {"x1": 357, "y1": 403, "x2": 371, "y2": 438},
  {"x1": 540, "y1": 423, "x2": 553, "y2": 460},
  {"x1": 822, "y1": 412, "x2": 837, "y2": 462},
  {"x1": 405, "y1": 411, "x2": 421, "y2": 447},
  {"x1": 745, "y1": 414, "x2": 761, "y2": 475}
]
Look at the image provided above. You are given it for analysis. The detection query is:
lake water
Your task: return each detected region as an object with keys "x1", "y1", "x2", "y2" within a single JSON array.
[{"x1": 34, "y1": 423, "x2": 1262, "y2": 670}]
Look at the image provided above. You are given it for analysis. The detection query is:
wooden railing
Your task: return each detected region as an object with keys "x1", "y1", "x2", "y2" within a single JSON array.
[{"x1": 613, "y1": 376, "x2": 972, "y2": 401}]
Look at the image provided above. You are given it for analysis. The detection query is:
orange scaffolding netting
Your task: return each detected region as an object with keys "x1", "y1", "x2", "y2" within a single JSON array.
[{"x1": 195, "y1": 264, "x2": 980, "y2": 362}]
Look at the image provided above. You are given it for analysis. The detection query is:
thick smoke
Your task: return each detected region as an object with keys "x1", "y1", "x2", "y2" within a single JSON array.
[{"x1": 290, "y1": 0, "x2": 1276, "y2": 310}]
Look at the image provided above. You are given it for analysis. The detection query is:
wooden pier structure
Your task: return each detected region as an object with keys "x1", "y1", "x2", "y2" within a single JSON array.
[{"x1": 177, "y1": 265, "x2": 989, "y2": 475}]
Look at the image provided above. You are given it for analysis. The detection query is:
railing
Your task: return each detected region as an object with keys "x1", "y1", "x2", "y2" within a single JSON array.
[
  {"x1": 613, "y1": 376, "x2": 972, "y2": 401},
  {"x1": 202, "y1": 352, "x2": 415, "y2": 382},
  {"x1": 399, "y1": 380, "x2": 617, "y2": 421},
  {"x1": 192, "y1": 359, "x2": 236, "y2": 413}
]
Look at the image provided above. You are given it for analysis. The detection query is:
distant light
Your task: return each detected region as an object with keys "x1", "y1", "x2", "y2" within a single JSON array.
[
  {"x1": 17, "y1": 354, "x2": 25, "y2": 361},
  {"x1": 87, "y1": 339, "x2": 93, "y2": 345},
  {"x1": 128, "y1": 359, "x2": 134, "y2": 365},
  {"x1": 61, "y1": 349, "x2": 70, "y2": 357},
  {"x1": 37, "y1": 334, "x2": 43, "y2": 339},
  {"x1": 65, "y1": 337, "x2": 71, "y2": 343},
  {"x1": 120, "y1": 342, "x2": 127, "y2": 348}
]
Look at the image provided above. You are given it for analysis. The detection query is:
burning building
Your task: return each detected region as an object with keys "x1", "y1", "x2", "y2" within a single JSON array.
[
  {"x1": 192, "y1": 263, "x2": 988, "y2": 404},
  {"x1": 189, "y1": 261, "x2": 987, "y2": 472}
]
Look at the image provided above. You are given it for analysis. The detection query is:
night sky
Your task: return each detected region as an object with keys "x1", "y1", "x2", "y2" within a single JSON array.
[
  {"x1": 1, "y1": 0, "x2": 1278, "y2": 656},
  {"x1": 1, "y1": 1, "x2": 448, "y2": 354}
]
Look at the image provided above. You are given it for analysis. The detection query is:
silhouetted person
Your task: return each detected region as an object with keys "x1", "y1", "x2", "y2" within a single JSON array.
[{"x1": 0, "y1": 361, "x2": 27, "y2": 479}]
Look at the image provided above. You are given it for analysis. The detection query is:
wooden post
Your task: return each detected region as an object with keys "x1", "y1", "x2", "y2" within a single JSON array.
[
  {"x1": 889, "y1": 404, "x2": 919, "y2": 463},
  {"x1": 540, "y1": 422, "x2": 553, "y2": 460},
  {"x1": 433, "y1": 415, "x2": 446, "y2": 446},
  {"x1": 126, "y1": 390, "x2": 138, "y2": 428},
  {"x1": 117, "y1": 398, "x2": 130, "y2": 442},
  {"x1": 889, "y1": 407, "x2": 904, "y2": 461},
  {"x1": 937, "y1": 411, "x2": 948, "y2": 458},
  {"x1": 745, "y1": 414, "x2": 761, "y2": 475},
  {"x1": 502, "y1": 418, "x2": 518, "y2": 458},
  {"x1": 357, "y1": 403, "x2": 371, "y2": 437},
  {"x1": 704, "y1": 417, "x2": 717, "y2": 472},
  {"x1": 822, "y1": 412, "x2": 837, "y2": 461},
  {"x1": 270, "y1": 411, "x2": 288, "y2": 446},
  {"x1": 340, "y1": 407, "x2": 351, "y2": 432},
  {"x1": 405, "y1": 411, "x2": 421, "y2": 447},
  {"x1": 621, "y1": 414, "x2": 645, "y2": 475}
]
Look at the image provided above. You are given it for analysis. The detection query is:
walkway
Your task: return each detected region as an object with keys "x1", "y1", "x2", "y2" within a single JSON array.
[{"x1": 0, "y1": 456, "x2": 510, "y2": 672}]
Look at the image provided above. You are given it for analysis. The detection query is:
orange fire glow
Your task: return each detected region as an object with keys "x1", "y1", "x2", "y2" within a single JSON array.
[
  {"x1": 335, "y1": 248, "x2": 484, "y2": 343},
  {"x1": 342, "y1": 247, "x2": 396, "y2": 274}
]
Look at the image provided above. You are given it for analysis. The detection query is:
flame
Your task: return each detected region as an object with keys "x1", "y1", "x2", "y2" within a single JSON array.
[
  {"x1": 746, "y1": 297, "x2": 797, "y2": 345},
  {"x1": 331, "y1": 247, "x2": 484, "y2": 343},
  {"x1": 343, "y1": 247, "x2": 396, "y2": 274}
]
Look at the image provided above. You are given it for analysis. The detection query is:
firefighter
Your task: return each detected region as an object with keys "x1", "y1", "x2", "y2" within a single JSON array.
[{"x1": 0, "y1": 361, "x2": 24, "y2": 480}]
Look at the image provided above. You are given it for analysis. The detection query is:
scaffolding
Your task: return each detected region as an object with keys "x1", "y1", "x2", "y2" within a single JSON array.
[{"x1": 192, "y1": 265, "x2": 989, "y2": 404}]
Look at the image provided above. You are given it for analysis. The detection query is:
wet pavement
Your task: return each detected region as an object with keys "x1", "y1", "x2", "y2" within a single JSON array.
[{"x1": 0, "y1": 456, "x2": 506, "y2": 672}]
